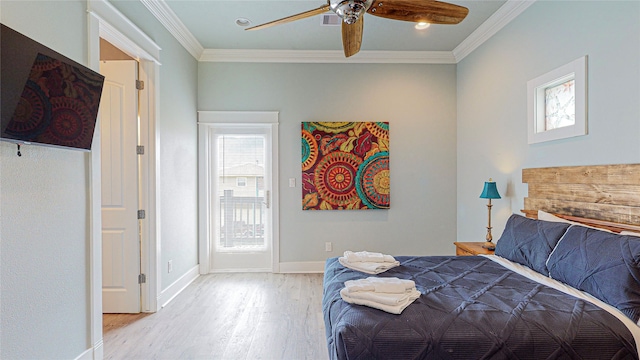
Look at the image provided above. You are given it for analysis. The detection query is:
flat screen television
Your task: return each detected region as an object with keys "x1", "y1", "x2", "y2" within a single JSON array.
[{"x1": 1, "y1": 24, "x2": 105, "y2": 151}]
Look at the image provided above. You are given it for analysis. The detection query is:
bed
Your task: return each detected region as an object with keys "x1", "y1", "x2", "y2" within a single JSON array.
[{"x1": 322, "y1": 164, "x2": 640, "y2": 359}]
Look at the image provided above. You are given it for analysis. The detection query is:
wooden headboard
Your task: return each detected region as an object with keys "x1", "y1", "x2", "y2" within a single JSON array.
[{"x1": 522, "y1": 164, "x2": 640, "y2": 233}]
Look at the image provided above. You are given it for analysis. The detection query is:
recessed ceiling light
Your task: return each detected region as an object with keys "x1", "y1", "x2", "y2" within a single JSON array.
[
  {"x1": 415, "y1": 22, "x2": 430, "y2": 30},
  {"x1": 235, "y1": 18, "x2": 251, "y2": 27}
]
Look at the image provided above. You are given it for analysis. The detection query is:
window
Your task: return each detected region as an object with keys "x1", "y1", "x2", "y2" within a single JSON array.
[
  {"x1": 527, "y1": 56, "x2": 587, "y2": 144},
  {"x1": 236, "y1": 177, "x2": 247, "y2": 187}
]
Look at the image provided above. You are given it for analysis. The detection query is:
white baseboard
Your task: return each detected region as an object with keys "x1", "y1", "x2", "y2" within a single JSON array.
[
  {"x1": 209, "y1": 268, "x2": 272, "y2": 273},
  {"x1": 75, "y1": 340, "x2": 102, "y2": 360},
  {"x1": 158, "y1": 265, "x2": 200, "y2": 308},
  {"x1": 278, "y1": 261, "x2": 325, "y2": 273},
  {"x1": 75, "y1": 348, "x2": 92, "y2": 360}
]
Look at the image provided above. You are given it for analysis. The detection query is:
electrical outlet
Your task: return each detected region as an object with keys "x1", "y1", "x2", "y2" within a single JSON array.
[
  {"x1": 168, "y1": 260, "x2": 173, "y2": 273},
  {"x1": 289, "y1": 178, "x2": 296, "y2": 187},
  {"x1": 325, "y1": 242, "x2": 332, "y2": 252}
]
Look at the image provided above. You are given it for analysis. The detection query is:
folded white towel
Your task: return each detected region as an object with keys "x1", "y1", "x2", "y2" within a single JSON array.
[
  {"x1": 345, "y1": 277, "x2": 415, "y2": 294},
  {"x1": 344, "y1": 250, "x2": 396, "y2": 263},
  {"x1": 343, "y1": 288, "x2": 414, "y2": 306},
  {"x1": 340, "y1": 287, "x2": 421, "y2": 314},
  {"x1": 339, "y1": 257, "x2": 400, "y2": 274}
]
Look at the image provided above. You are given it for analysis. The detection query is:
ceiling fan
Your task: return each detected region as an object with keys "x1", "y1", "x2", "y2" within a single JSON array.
[{"x1": 245, "y1": 0, "x2": 469, "y2": 58}]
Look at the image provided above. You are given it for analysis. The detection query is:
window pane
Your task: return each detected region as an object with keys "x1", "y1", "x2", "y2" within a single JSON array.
[
  {"x1": 216, "y1": 135, "x2": 266, "y2": 251},
  {"x1": 545, "y1": 79, "x2": 575, "y2": 131}
]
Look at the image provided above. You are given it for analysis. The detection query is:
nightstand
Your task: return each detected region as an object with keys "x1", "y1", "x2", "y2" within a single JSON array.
[{"x1": 454, "y1": 242, "x2": 495, "y2": 256}]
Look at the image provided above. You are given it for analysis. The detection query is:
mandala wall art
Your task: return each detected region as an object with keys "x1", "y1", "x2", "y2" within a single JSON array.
[{"x1": 301, "y1": 122, "x2": 390, "y2": 210}]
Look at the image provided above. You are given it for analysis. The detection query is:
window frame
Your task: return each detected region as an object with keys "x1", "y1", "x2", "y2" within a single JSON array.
[
  {"x1": 236, "y1": 177, "x2": 247, "y2": 187},
  {"x1": 527, "y1": 56, "x2": 587, "y2": 144}
]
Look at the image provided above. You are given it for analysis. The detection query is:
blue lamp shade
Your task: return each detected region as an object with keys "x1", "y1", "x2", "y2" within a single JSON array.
[{"x1": 479, "y1": 180, "x2": 501, "y2": 199}]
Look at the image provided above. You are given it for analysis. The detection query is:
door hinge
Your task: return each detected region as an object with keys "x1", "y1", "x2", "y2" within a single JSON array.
[
  {"x1": 136, "y1": 145, "x2": 145, "y2": 155},
  {"x1": 138, "y1": 273, "x2": 146, "y2": 284},
  {"x1": 137, "y1": 210, "x2": 146, "y2": 219},
  {"x1": 136, "y1": 80, "x2": 144, "y2": 90}
]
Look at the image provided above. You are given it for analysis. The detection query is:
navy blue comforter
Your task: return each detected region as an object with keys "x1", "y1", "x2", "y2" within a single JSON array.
[{"x1": 323, "y1": 256, "x2": 637, "y2": 360}]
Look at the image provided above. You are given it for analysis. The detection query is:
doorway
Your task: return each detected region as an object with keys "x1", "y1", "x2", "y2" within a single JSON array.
[
  {"x1": 88, "y1": 4, "x2": 161, "y2": 354},
  {"x1": 198, "y1": 112, "x2": 280, "y2": 273},
  {"x1": 97, "y1": 36, "x2": 156, "y2": 314}
]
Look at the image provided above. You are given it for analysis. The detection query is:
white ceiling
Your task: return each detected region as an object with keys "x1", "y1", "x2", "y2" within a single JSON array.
[{"x1": 138, "y1": 0, "x2": 534, "y2": 62}]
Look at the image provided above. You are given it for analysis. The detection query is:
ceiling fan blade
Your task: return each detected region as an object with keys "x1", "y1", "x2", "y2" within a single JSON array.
[
  {"x1": 342, "y1": 16, "x2": 364, "y2": 58},
  {"x1": 367, "y1": 0, "x2": 469, "y2": 24},
  {"x1": 246, "y1": 4, "x2": 331, "y2": 31}
]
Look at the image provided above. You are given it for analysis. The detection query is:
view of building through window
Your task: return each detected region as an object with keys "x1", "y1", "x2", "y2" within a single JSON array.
[{"x1": 216, "y1": 135, "x2": 266, "y2": 250}]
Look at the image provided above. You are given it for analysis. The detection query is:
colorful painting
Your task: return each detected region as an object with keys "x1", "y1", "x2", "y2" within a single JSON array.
[{"x1": 301, "y1": 122, "x2": 390, "y2": 210}]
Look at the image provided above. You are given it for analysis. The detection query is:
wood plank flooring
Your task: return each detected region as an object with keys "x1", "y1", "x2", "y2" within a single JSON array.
[{"x1": 103, "y1": 273, "x2": 327, "y2": 360}]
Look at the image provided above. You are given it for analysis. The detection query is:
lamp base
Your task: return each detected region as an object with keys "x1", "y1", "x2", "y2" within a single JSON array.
[{"x1": 482, "y1": 241, "x2": 495, "y2": 251}]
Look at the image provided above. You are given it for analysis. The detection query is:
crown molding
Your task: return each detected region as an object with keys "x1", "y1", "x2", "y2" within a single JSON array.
[
  {"x1": 142, "y1": 0, "x2": 534, "y2": 64},
  {"x1": 199, "y1": 49, "x2": 457, "y2": 64},
  {"x1": 453, "y1": 0, "x2": 537, "y2": 62},
  {"x1": 139, "y1": 0, "x2": 204, "y2": 59}
]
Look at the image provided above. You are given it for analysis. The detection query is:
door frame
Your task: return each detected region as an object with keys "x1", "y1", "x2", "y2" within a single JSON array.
[
  {"x1": 198, "y1": 111, "x2": 280, "y2": 274},
  {"x1": 87, "y1": 0, "x2": 161, "y2": 355}
]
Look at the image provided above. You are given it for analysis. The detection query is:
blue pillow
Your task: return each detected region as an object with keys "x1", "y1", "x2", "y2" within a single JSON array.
[
  {"x1": 547, "y1": 225, "x2": 640, "y2": 323},
  {"x1": 495, "y1": 214, "x2": 570, "y2": 275}
]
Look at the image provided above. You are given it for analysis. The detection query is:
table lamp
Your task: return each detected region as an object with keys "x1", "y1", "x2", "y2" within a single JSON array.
[{"x1": 479, "y1": 178, "x2": 501, "y2": 250}]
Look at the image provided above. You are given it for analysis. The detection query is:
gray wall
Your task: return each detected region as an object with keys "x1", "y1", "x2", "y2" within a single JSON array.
[
  {"x1": 0, "y1": 0, "x2": 199, "y2": 358},
  {"x1": 109, "y1": 0, "x2": 199, "y2": 292},
  {"x1": 198, "y1": 63, "x2": 458, "y2": 261},
  {"x1": 1, "y1": 2, "x2": 91, "y2": 358},
  {"x1": 456, "y1": 1, "x2": 640, "y2": 243}
]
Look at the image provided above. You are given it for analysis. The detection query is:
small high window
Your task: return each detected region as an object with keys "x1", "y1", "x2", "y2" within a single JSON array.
[{"x1": 527, "y1": 56, "x2": 587, "y2": 144}]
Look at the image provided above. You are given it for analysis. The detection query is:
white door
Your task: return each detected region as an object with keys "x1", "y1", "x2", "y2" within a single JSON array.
[
  {"x1": 207, "y1": 125, "x2": 275, "y2": 271},
  {"x1": 100, "y1": 60, "x2": 140, "y2": 313}
]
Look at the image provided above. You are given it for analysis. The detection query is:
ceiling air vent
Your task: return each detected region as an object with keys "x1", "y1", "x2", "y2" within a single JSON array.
[{"x1": 321, "y1": 14, "x2": 341, "y2": 26}]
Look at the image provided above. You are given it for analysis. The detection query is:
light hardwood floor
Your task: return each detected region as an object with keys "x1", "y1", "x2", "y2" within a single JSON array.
[{"x1": 103, "y1": 273, "x2": 327, "y2": 360}]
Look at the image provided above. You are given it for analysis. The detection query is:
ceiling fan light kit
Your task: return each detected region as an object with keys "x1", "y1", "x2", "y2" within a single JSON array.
[{"x1": 246, "y1": 0, "x2": 468, "y2": 58}]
